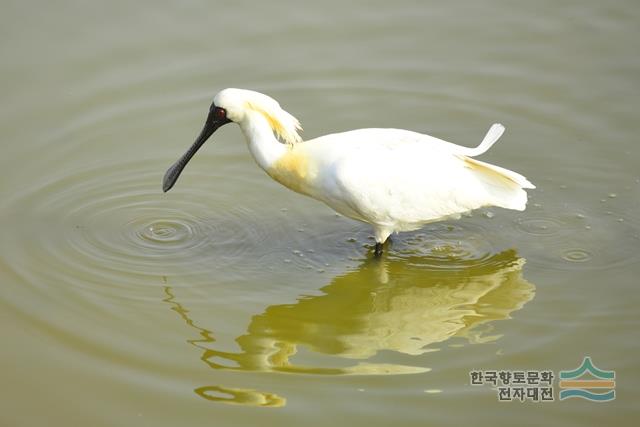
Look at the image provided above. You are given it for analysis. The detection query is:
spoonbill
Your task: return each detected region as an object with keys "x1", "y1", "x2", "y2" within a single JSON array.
[{"x1": 163, "y1": 88, "x2": 534, "y2": 255}]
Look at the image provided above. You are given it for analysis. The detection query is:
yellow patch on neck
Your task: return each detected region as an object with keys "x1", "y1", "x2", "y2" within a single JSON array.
[{"x1": 267, "y1": 147, "x2": 313, "y2": 195}]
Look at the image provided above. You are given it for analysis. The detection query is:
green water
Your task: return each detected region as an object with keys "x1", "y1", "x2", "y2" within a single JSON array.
[{"x1": 1, "y1": 1, "x2": 638, "y2": 425}]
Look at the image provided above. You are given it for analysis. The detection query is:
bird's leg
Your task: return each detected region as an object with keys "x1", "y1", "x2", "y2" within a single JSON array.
[
  {"x1": 374, "y1": 242, "x2": 384, "y2": 257},
  {"x1": 373, "y1": 228, "x2": 392, "y2": 257},
  {"x1": 373, "y1": 237, "x2": 391, "y2": 257}
]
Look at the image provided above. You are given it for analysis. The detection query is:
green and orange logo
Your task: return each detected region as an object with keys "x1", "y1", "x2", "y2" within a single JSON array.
[{"x1": 559, "y1": 357, "x2": 615, "y2": 402}]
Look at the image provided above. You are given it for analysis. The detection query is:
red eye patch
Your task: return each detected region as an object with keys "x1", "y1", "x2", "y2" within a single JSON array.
[{"x1": 213, "y1": 107, "x2": 226, "y2": 120}]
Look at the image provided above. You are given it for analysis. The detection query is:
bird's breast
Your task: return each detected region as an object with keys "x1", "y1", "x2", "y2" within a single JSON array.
[{"x1": 266, "y1": 147, "x2": 316, "y2": 196}]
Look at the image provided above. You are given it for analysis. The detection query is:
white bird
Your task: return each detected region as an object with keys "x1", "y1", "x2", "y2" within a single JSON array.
[{"x1": 163, "y1": 88, "x2": 535, "y2": 255}]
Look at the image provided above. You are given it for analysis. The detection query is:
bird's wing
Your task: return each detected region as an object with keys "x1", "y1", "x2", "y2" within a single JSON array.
[
  {"x1": 329, "y1": 141, "x2": 494, "y2": 226},
  {"x1": 309, "y1": 125, "x2": 507, "y2": 157},
  {"x1": 308, "y1": 127, "x2": 533, "y2": 226}
]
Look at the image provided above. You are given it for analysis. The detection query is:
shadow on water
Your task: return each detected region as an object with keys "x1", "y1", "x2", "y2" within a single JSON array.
[{"x1": 162, "y1": 249, "x2": 535, "y2": 407}]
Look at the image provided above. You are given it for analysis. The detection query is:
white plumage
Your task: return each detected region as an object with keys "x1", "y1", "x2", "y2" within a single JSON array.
[{"x1": 163, "y1": 88, "x2": 535, "y2": 254}]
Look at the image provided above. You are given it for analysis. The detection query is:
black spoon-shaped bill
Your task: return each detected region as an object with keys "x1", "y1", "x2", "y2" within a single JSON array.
[{"x1": 162, "y1": 107, "x2": 230, "y2": 192}]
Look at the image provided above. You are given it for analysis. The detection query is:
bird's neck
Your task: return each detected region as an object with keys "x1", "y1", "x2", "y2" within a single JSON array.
[
  {"x1": 239, "y1": 111, "x2": 315, "y2": 197},
  {"x1": 239, "y1": 111, "x2": 288, "y2": 171}
]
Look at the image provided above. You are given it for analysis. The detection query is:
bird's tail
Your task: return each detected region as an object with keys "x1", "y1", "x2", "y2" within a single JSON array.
[
  {"x1": 463, "y1": 123, "x2": 505, "y2": 157},
  {"x1": 455, "y1": 123, "x2": 535, "y2": 211},
  {"x1": 463, "y1": 156, "x2": 535, "y2": 211}
]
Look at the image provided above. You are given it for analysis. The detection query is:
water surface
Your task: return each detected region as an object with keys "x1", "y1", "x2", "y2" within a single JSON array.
[{"x1": 1, "y1": 1, "x2": 638, "y2": 426}]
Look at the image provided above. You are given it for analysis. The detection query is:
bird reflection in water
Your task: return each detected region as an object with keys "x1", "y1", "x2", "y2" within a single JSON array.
[{"x1": 163, "y1": 248, "x2": 535, "y2": 407}]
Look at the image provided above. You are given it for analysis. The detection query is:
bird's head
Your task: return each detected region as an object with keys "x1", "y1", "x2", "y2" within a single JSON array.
[{"x1": 162, "y1": 88, "x2": 302, "y2": 192}]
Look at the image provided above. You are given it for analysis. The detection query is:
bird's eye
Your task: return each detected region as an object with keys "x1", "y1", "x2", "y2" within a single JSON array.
[{"x1": 214, "y1": 107, "x2": 227, "y2": 120}]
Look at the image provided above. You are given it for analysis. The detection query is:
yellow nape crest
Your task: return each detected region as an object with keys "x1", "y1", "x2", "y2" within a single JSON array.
[{"x1": 245, "y1": 100, "x2": 303, "y2": 145}]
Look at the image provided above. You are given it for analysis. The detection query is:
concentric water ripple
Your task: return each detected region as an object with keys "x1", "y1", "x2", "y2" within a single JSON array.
[
  {"x1": 137, "y1": 219, "x2": 194, "y2": 245},
  {"x1": 561, "y1": 248, "x2": 592, "y2": 263},
  {"x1": 515, "y1": 217, "x2": 564, "y2": 236},
  {"x1": 0, "y1": 158, "x2": 304, "y2": 302},
  {"x1": 388, "y1": 221, "x2": 504, "y2": 271}
]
